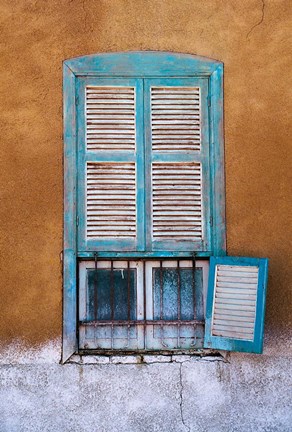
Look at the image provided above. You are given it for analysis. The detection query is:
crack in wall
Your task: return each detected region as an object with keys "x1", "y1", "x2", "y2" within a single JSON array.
[
  {"x1": 179, "y1": 363, "x2": 190, "y2": 432},
  {"x1": 246, "y1": 0, "x2": 265, "y2": 39}
]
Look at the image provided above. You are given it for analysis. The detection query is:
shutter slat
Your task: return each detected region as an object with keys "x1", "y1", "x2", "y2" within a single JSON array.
[
  {"x1": 152, "y1": 162, "x2": 202, "y2": 241},
  {"x1": 213, "y1": 314, "x2": 255, "y2": 323},
  {"x1": 86, "y1": 162, "x2": 136, "y2": 239},
  {"x1": 86, "y1": 86, "x2": 136, "y2": 152},
  {"x1": 151, "y1": 87, "x2": 201, "y2": 152},
  {"x1": 217, "y1": 266, "x2": 259, "y2": 273}
]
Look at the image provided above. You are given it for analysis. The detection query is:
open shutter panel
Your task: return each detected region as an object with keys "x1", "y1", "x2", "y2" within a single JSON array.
[
  {"x1": 204, "y1": 257, "x2": 269, "y2": 353},
  {"x1": 146, "y1": 80, "x2": 211, "y2": 252},
  {"x1": 77, "y1": 79, "x2": 144, "y2": 252}
]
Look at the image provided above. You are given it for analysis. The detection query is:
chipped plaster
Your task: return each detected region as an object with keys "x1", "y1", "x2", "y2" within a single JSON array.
[{"x1": 0, "y1": 332, "x2": 291, "y2": 431}]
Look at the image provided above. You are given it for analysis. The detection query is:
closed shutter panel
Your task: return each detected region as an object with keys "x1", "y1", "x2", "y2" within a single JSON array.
[
  {"x1": 77, "y1": 78, "x2": 144, "y2": 252},
  {"x1": 204, "y1": 257, "x2": 269, "y2": 353},
  {"x1": 151, "y1": 86, "x2": 201, "y2": 152},
  {"x1": 86, "y1": 86, "x2": 136, "y2": 152},
  {"x1": 145, "y1": 79, "x2": 211, "y2": 252}
]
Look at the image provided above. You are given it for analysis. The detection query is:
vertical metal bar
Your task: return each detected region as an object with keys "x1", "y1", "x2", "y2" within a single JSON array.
[
  {"x1": 94, "y1": 253, "x2": 98, "y2": 321},
  {"x1": 110, "y1": 260, "x2": 114, "y2": 349},
  {"x1": 159, "y1": 260, "x2": 165, "y2": 347},
  {"x1": 177, "y1": 260, "x2": 181, "y2": 348},
  {"x1": 127, "y1": 260, "x2": 131, "y2": 320},
  {"x1": 143, "y1": 260, "x2": 146, "y2": 350},
  {"x1": 93, "y1": 253, "x2": 99, "y2": 348},
  {"x1": 127, "y1": 260, "x2": 131, "y2": 348},
  {"x1": 192, "y1": 253, "x2": 197, "y2": 347},
  {"x1": 192, "y1": 253, "x2": 196, "y2": 320}
]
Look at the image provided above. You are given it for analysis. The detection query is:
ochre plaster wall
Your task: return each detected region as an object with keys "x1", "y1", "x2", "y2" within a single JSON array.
[{"x1": 0, "y1": 0, "x2": 291, "y2": 345}]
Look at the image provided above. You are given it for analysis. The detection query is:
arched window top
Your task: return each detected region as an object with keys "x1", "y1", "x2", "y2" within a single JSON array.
[{"x1": 64, "y1": 50, "x2": 223, "y2": 77}]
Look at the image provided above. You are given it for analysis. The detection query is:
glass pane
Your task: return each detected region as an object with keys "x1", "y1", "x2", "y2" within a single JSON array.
[
  {"x1": 153, "y1": 267, "x2": 203, "y2": 321},
  {"x1": 87, "y1": 268, "x2": 137, "y2": 321}
]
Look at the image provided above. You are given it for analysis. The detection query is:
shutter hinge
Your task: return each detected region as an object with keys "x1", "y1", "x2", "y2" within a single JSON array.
[
  {"x1": 210, "y1": 216, "x2": 213, "y2": 227},
  {"x1": 208, "y1": 96, "x2": 211, "y2": 107},
  {"x1": 76, "y1": 216, "x2": 79, "y2": 227},
  {"x1": 76, "y1": 96, "x2": 79, "y2": 105}
]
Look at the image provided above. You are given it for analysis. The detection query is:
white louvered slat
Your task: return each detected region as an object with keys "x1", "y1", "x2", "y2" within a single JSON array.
[
  {"x1": 86, "y1": 86, "x2": 136, "y2": 152},
  {"x1": 86, "y1": 162, "x2": 136, "y2": 239},
  {"x1": 152, "y1": 162, "x2": 203, "y2": 240},
  {"x1": 151, "y1": 87, "x2": 201, "y2": 152},
  {"x1": 211, "y1": 265, "x2": 259, "y2": 341}
]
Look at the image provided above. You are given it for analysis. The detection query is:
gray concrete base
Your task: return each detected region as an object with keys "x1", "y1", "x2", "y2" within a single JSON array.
[{"x1": 0, "y1": 329, "x2": 291, "y2": 432}]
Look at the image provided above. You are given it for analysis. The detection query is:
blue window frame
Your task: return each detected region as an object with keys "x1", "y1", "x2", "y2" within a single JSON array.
[{"x1": 62, "y1": 52, "x2": 226, "y2": 362}]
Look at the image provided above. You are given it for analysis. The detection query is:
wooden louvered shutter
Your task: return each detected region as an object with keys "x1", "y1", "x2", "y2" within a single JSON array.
[
  {"x1": 204, "y1": 257, "x2": 269, "y2": 353},
  {"x1": 144, "y1": 78, "x2": 211, "y2": 252},
  {"x1": 77, "y1": 78, "x2": 145, "y2": 252}
]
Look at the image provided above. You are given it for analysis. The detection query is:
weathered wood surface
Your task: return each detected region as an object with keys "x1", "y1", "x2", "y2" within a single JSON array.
[{"x1": 204, "y1": 256, "x2": 269, "y2": 353}]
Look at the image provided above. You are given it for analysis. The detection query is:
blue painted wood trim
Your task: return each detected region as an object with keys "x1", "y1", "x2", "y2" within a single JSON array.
[
  {"x1": 62, "y1": 63, "x2": 78, "y2": 363},
  {"x1": 77, "y1": 251, "x2": 212, "y2": 259},
  {"x1": 135, "y1": 79, "x2": 146, "y2": 251},
  {"x1": 209, "y1": 65, "x2": 226, "y2": 256},
  {"x1": 64, "y1": 51, "x2": 221, "y2": 77},
  {"x1": 204, "y1": 256, "x2": 269, "y2": 353}
]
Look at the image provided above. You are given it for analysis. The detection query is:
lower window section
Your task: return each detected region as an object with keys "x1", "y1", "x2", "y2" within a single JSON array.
[{"x1": 79, "y1": 259, "x2": 209, "y2": 351}]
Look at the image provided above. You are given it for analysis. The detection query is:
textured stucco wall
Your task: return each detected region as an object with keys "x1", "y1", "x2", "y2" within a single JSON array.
[
  {"x1": 0, "y1": 0, "x2": 291, "y2": 345},
  {"x1": 0, "y1": 1, "x2": 291, "y2": 431},
  {"x1": 0, "y1": 335, "x2": 291, "y2": 432}
]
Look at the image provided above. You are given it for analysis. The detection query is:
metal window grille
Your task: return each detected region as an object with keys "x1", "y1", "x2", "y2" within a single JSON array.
[{"x1": 79, "y1": 257, "x2": 207, "y2": 352}]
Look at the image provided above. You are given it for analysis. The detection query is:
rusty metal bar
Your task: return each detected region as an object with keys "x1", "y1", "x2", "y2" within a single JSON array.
[
  {"x1": 192, "y1": 254, "x2": 196, "y2": 320},
  {"x1": 127, "y1": 260, "x2": 131, "y2": 348},
  {"x1": 80, "y1": 319, "x2": 204, "y2": 326},
  {"x1": 110, "y1": 260, "x2": 114, "y2": 349},
  {"x1": 127, "y1": 261, "x2": 131, "y2": 320},
  {"x1": 177, "y1": 260, "x2": 181, "y2": 348},
  {"x1": 143, "y1": 260, "x2": 146, "y2": 349},
  {"x1": 94, "y1": 253, "x2": 98, "y2": 321},
  {"x1": 191, "y1": 254, "x2": 197, "y2": 347},
  {"x1": 159, "y1": 260, "x2": 166, "y2": 347}
]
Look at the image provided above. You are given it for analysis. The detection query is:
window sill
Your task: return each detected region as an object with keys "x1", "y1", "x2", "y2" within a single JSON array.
[{"x1": 65, "y1": 350, "x2": 227, "y2": 365}]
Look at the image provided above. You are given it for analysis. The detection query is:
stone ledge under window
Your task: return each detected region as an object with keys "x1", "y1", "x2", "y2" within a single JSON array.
[{"x1": 67, "y1": 351, "x2": 227, "y2": 365}]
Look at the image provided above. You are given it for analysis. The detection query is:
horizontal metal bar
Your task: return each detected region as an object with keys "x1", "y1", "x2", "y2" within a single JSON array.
[
  {"x1": 78, "y1": 251, "x2": 210, "y2": 259},
  {"x1": 79, "y1": 319, "x2": 204, "y2": 326}
]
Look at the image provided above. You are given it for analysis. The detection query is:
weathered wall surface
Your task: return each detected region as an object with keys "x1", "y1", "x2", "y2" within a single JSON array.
[
  {"x1": 0, "y1": 336, "x2": 291, "y2": 432},
  {"x1": 0, "y1": 1, "x2": 291, "y2": 431}
]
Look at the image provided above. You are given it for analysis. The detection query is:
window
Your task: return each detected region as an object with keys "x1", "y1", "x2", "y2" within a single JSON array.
[
  {"x1": 78, "y1": 259, "x2": 209, "y2": 351},
  {"x1": 63, "y1": 52, "x2": 268, "y2": 362}
]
